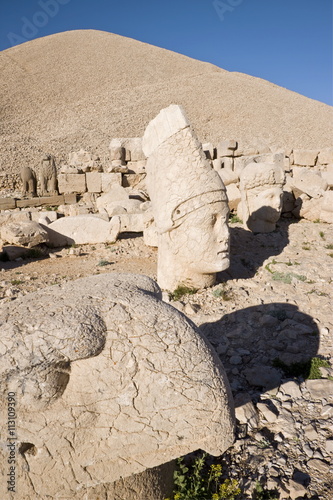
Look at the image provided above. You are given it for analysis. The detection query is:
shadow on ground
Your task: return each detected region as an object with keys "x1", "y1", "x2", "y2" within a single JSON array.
[
  {"x1": 200, "y1": 302, "x2": 320, "y2": 404},
  {"x1": 218, "y1": 218, "x2": 299, "y2": 281}
]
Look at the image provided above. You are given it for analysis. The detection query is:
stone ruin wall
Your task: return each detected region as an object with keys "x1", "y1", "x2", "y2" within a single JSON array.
[{"x1": 1, "y1": 140, "x2": 332, "y2": 223}]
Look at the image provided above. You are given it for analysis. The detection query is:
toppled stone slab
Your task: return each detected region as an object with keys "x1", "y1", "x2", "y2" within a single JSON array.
[
  {"x1": 46, "y1": 215, "x2": 120, "y2": 246},
  {"x1": 318, "y1": 148, "x2": 333, "y2": 165},
  {"x1": 119, "y1": 213, "x2": 144, "y2": 233},
  {"x1": 218, "y1": 169, "x2": 239, "y2": 186},
  {"x1": 292, "y1": 170, "x2": 328, "y2": 199},
  {"x1": 0, "y1": 273, "x2": 235, "y2": 499},
  {"x1": 293, "y1": 149, "x2": 319, "y2": 166},
  {"x1": 0, "y1": 221, "x2": 49, "y2": 247}
]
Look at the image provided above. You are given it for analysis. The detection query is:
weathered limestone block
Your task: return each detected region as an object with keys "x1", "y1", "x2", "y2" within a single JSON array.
[
  {"x1": 111, "y1": 159, "x2": 126, "y2": 169},
  {"x1": 46, "y1": 215, "x2": 120, "y2": 246},
  {"x1": 292, "y1": 165, "x2": 308, "y2": 177},
  {"x1": 104, "y1": 199, "x2": 143, "y2": 217},
  {"x1": 59, "y1": 165, "x2": 82, "y2": 174},
  {"x1": 58, "y1": 204, "x2": 94, "y2": 217},
  {"x1": 0, "y1": 221, "x2": 49, "y2": 247},
  {"x1": 320, "y1": 171, "x2": 333, "y2": 188},
  {"x1": 212, "y1": 158, "x2": 222, "y2": 170},
  {"x1": 110, "y1": 146, "x2": 126, "y2": 161},
  {"x1": 292, "y1": 196, "x2": 322, "y2": 221},
  {"x1": 119, "y1": 213, "x2": 144, "y2": 232},
  {"x1": 0, "y1": 211, "x2": 31, "y2": 227},
  {"x1": 291, "y1": 170, "x2": 328, "y2": 199},
  {"x1": 126, "y1": 138, "x2": 146, "y2": 161},
  {"x1": 122, "y1": 173, "x2": 147, "y2": 189},
  {"x1": 282, "y1": 185, "x2": 296, "y2": 214},
  {"x1": 0, "y1": 273, "x2": 235, "y2": 499},
  {"x1": 293, "y1": 149, "x2": 319, "y2": 166},
  {"x1": 96, "y1": 186, "x2": 129, "y2": 215},
  {"x1": 110, "y1": 138, "x2": 146, "y2": 161},
  {"x1": 318, "y1": 148, "x2": 333, "y2": 165},
  {"x1": 239, "y1": 162, "x2": 285, "y2": 233},
  {"x1": 234, "y1": 156, "x2": 253, "y2": 176},
  {"x1": 252, "y1": 152, "x2": 284, "y2": 169},
  {"x1": 0, "y1": 198, "x2": 16, "y2": 210},
  {"x1": 284, "y1": 156, "x2": 291, "y2": 172},
  {"x1": 202, "y1": 142, "x2": 214, "y2": 160},
  {"x1": 127, "y1": 160, "x2": 147, "y2": 173},
  {"x1": 226, "y1": 184, "x2": 241, "y2": 211},
  {"x1": 320, "y1": 191, "x2": 333, "y2": 223},
  {"x1": 110, "y1": 139, "x2": 131, "y2": 161},
  {"x1": 58, "y1": 173, "x2": 87, "y2": 194},
  {"x1": 144, "y1": 226, "x2": 158, "y2": 247},
  {"x1": 20, "y1": 166, "x2": 37, "y2": 197},
  {"x1": 221, "y1": 157, "x2": 234, "y2": 170},
  {"x1": 216, "y1": 140, "x2": 237, "y2": 157},
  {"x1": 234, "y1": 144, "x2": 258, "y2": 157},
  {"x1": 101, "y1": 172, "x2": 122, "y2": 192},
  {"x1": 68, "y1": 149, "x2": 101, "y2": 171},
  {"x1": 143, "y1": 104, "x2": 230, "y2": 291},
  {"x1": 30, "y1": 211, "x2": 58, "y2": 224},
  {"x1": 86, "y1": 172, "x2": 102, "y2": 193},
  {"x1": 218, "y1": 169, "x2": 239, "y2": 186}
]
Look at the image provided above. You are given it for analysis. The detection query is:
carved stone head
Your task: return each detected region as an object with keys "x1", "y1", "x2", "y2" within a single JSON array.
[
  {"x1": 143, "y1": 105, "x2": 230, "y2": 290},
  {"x1": 240, "y1": 162, "x2": 285, "y2": 233}
]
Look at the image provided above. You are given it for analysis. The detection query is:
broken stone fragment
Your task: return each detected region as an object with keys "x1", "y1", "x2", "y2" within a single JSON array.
[{"x1": 0, "y1": 220, "x2": 49, "y2": 247}]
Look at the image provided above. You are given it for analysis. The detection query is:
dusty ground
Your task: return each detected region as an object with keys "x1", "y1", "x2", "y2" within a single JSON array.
[
  {"x1": 0, "y1": 217, "x2": 333, "y2": 499},
  {"x1": 1, "y1": 29, "x2": 332, "y2": 174}
]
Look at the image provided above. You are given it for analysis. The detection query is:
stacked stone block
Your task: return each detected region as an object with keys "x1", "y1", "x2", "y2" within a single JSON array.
[{"x1": 202, "y1": 141, "x2": 333, "y2": 224}]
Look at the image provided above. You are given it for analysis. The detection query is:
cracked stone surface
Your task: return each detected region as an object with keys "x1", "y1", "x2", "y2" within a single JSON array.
[{"x1": 0, "y1": 273, "x2": 234, "y2": 499}]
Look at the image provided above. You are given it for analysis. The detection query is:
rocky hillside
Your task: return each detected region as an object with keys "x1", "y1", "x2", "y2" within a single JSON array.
[{"x1": 0, "y1": 29, "x2": 332, "y2": 174}]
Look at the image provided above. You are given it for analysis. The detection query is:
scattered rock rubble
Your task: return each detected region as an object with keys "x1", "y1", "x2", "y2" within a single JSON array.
[{"x1": 0, "y1": 217, "x2": 332, "y2": 499}]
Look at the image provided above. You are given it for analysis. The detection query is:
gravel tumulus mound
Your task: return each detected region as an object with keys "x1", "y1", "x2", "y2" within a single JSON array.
[{"x1": 0, "y1": 29, "x2": 332, "y2": 174}]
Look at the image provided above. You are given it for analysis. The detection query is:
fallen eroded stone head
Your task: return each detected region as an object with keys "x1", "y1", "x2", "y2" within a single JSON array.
[
  {"x1": 0, "y1": 273, "x2": 234, "y2": 499},
  {"x1": 240, "y1": 162, "x2": 285, "y2": 233}
]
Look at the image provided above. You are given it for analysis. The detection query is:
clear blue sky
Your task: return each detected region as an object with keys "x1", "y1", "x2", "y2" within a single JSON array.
[{"x1": 0, "y1": 0, "x2": 332, "y2": 105}]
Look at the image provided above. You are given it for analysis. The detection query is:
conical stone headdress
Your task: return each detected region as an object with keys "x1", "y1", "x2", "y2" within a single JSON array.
[{"x1": 142, "y1": 105, "x2": 227, "y2": 234}]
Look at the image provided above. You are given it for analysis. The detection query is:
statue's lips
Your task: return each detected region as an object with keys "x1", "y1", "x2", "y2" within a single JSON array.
[{"x1": 217, "y1": 249, "x2": 229, "y2": 256}]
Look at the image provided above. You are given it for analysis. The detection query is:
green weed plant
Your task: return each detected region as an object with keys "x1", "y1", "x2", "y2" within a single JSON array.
[{"x1": 165, "y1": 453, "x2": 241, "y2": 500}]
